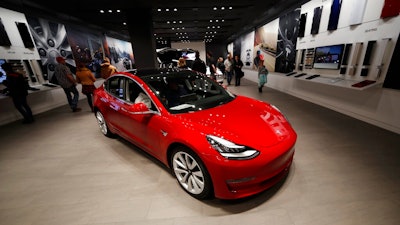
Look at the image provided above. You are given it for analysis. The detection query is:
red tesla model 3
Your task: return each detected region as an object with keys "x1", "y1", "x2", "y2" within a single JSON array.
[{"x1": 93, "y1": 68, "x2": 297, "y2": 200}]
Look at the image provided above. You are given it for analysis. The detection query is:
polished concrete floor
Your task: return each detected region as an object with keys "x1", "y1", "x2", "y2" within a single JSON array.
[{"x1": 0, "y1": 78, "x2": 399, "y2": 225}]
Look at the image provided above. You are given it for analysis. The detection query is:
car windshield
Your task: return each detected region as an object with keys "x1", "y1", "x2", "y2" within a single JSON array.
[{"x1": 140, "y1": 70, "x2": 235, "y2": 114}]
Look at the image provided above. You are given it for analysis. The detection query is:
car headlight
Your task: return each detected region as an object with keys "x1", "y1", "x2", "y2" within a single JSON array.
[{"x1": 206, "y1": 135, "x2": 259, "y2": 160}]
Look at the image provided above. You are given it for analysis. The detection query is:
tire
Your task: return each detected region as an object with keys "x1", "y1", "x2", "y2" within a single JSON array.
[
  {"x1": 171, "y1": 146, "x2": 213, "y2": 199},
  {"x1": 95, "y1": 111, "x2": 114, "y2": 137}
]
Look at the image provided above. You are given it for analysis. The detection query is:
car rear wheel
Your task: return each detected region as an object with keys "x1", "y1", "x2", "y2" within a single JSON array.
[
  {"x1": 95, "y1": 111, "x2": 113, "y2": 137},
  {"x1": 171, "y1": 147, "x2": 213, "y2": 199}
]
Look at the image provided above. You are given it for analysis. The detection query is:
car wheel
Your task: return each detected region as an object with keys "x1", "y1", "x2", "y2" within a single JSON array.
[
  {"x1": 171, "y1": 146, "x2": 213, "y2": 199},
  {"x1": 95, "y1": 111, "x2": 113, "y2": 137}
]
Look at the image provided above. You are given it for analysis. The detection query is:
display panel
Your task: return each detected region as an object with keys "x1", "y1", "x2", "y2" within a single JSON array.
[
  {"x1": 15, "y1": 22, "x2": 35, "y2": 48},
  {"x1": 311, "y1": 6, "x2": 323, "y2": 35},
  {"x1": 298, "y1": 13, "x2": 307, "y2": 38},
  {"x1": 0, "y1": 18, "x2": 11, "y2": 46},
  {"x1": 327, "y1": 0, "x2": 342, "y2": 31},
  {"x1": 0, "y1": 59, "x2": 6, "y2": 83},
  {"x1": 313, "y1": 44, "x2": 344, "y2": 69}
]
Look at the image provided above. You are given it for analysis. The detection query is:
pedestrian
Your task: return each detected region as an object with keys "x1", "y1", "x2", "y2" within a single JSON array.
[
  {"x1": 233, "y1": 55, "x2": 244, "y2": 86},
  {"x1": 224, "y1": 53, "x2": 233, "y2": 85},
  {"x1": 1, "y1": 62, "x2": 34, "y2": 123},
  {"x1": 75, "y1": 62, "x2": 96, "y2": 112},
  {"x1": 216, "y1": 56, "x2": 225, "y2": 75},
  {"x1": 100, "y1": 57, "x2": 118, "y2": 79},
  {"x1": 54, "y1": 56, "x2": 81, "y2": 112},
  {"x1": 257, "y1": 57, "x2": 268, "y2": 93},
  {"x1": 191, "y1": 51, "x2": 206, "y2": 74}
]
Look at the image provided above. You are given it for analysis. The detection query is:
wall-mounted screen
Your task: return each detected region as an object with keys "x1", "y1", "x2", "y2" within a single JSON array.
[
  {"x1": 15, "y1": 22, "x2": 35, "y2": 48},
  {"x1": 0, "y1": 59, "x2": 6, "y2": 83},
  {"x1": 0, "y1": 18, "x2": 11, "y2": 46},
  {"x1": 313, "y1": 44, "x2": 344, "y2": 69}
]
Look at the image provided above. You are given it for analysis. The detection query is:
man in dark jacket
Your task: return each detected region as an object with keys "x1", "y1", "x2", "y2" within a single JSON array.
[
  {"x1": 1, "y1": 62, "x2": 34, "y2": 124},
  {"x1": 191, "y1": 51, "x2": 206, "y2": 74}
]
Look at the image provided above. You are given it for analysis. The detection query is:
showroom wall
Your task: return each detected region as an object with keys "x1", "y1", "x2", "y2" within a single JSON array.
[
  {"x1": 236, "y1": 0, "x2": 400, "y2": 134},
  {"x1": 0, "y1": 6, "x2": 132, "y2": 125}
]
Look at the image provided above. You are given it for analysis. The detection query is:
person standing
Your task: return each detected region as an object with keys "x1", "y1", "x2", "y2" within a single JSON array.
[
  {"x1": 257, "y1": 58, "x2": 268, "y2": 93},
  {"x1": 224, "y1": 53, "x2": 233, "y2": 85},
  {"x1": 191, "y1": 51, "x2": 206, "y2": 74},
  {"x1": 75, "y1": 62, "x2": 96, "y2": 112},
  {"x1": 253, "y1": 50, "x2": 262, "y2": 70},
  {"x1": 216, "y1": 56, "x2": 225, "y2": 75},
  {"x1": 233, "y1": 55, "x2": 244, "y2": 86},
  {"x1": 100, "y1": 57, "x2": 118, "y2": 79},
  {"x1": 54, "y1": 56, "x2": 81, "y2": 112},
  {"x1": 1, "y1": 62, "x2": 34, "y2": 124},
  {"x1": 206, "y1": 51, "x2": 217, "y2": 75}
]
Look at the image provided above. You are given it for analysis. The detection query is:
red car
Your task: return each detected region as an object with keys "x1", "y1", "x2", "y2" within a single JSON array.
[{"x1": 93, "y1": 68, "x2": 297, "y2": 200}]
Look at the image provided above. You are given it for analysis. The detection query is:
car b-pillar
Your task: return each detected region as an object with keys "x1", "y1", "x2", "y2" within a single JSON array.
[{"x1": 126, "y1": 7, "x2": 158, "y2": 69}]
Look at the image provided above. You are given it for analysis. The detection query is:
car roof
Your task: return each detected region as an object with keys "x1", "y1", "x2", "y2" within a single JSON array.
[{"x1": 130, "y1": 68, "x2": 196, "y2": 78}]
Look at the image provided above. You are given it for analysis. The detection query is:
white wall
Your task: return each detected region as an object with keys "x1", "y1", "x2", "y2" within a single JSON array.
[
  {"x1": 242, "y1": 68, "x2": 400, "y2": 134},
  {"x1": 0, "y1": 7, "x2": 40, "y2": 60},
  {"x1": 237, "y1": 0, "x2": 400, "y2": 135}
]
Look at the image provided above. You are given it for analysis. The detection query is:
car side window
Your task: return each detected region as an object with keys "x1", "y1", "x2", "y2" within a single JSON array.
[
  {"x1": 105, "y1": 76, "x2": 125, "y2": 98},
  {"x1": 125, "y1": 78, "x2": 156, "y2": 110}
]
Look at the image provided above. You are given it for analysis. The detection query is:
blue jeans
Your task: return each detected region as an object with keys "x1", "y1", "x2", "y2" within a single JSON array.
[
  {"x1": 226, "y1": 70, "x2": 233, "y2": 85},
  {"x1": 63, "y1": 85, "x2": 79, "y2": 110}
]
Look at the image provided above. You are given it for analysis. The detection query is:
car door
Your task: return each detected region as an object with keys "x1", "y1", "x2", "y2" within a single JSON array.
[
  {"x1": 103, "y1": 76, "x2": 128, "y2": 133},
  {"x1": 115, "y1": 78, "x2": 166, "y2": 156}
]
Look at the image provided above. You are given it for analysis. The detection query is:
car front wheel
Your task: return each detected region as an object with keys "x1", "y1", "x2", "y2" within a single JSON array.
[
  {"x1": 171, "y1": 147, "x2": 213, "y2": 199},
  {"x1": 95, "y1": 111, "x2": 113, "y2": 137}
]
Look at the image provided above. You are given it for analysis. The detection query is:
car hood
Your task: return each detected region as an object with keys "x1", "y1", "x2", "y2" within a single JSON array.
[{"x1": 176, "y1": 96, "x2": 295, "y2": 148}]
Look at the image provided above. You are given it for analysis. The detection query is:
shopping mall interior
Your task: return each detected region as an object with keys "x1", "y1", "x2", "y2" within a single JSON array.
[{"x1": 0, "y1": 0, "x2": 399, "y2": 224}]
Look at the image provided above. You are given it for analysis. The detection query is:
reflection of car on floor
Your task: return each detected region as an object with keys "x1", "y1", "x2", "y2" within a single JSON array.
[{"x1": 93, "y1": 68, "x2": 297, "y2": 200}]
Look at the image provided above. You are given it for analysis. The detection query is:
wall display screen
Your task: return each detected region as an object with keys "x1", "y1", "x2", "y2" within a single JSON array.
[
  {"x1": 0, "y1": 59, "x2": 6, "y2": 83},
  {"x1": 311, "y1": 6, "x2": 323, "y2": 35},
  {"x1": 327, "y1": 0, "x2": 342, "y2": 31},
  {"x1": 298, "y1": 13, "x2": 307, "y2": 38},
  {"x1": 383, "y1": 33, "x2": 400, "y2": 90},
  {"x1": 15, "y1": 22, "x2": 35, "y2": 48},
  {"x1": 313, "y1": 44, "x2": 344, "y2": 69},
  {"x1": 0, "y1": 18, "x2": 11, "y2": 46}
]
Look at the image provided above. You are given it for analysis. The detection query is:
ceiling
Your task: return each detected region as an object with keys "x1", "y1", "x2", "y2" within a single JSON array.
[{"x1": 1, "y1": 0, "x2": 309, "y2": 45}]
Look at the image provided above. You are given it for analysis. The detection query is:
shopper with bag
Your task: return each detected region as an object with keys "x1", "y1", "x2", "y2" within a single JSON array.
[
  {"x1": 257, "y1": 57, "x2": 268, "y2": 93},
  {"x1": 233, "y1": 55, "x2": 244, "y2": 86}
]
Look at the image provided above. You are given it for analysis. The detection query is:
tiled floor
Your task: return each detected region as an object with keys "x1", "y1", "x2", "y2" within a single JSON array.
[{"x1": 0, "y1": 78, "x2": 399, "y2": 225}]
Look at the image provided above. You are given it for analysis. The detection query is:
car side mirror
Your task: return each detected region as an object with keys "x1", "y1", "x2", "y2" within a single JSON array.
[{"x1": 129, "y1": 103, "x2": 153, "y2": 114}]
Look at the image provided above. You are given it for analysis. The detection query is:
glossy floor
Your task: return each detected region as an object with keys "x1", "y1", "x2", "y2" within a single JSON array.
[{"x1": 0, "y1": 79, "x2": 399, "y2": 225}]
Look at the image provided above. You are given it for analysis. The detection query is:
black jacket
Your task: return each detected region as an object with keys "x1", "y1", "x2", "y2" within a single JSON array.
[
  {"x1": 5, "y1": 72, "x2": 29, "y2": 97},
  {"x1": 191, "y1": 58, "x2": 207, "y2": 74}
]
